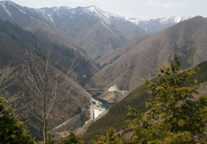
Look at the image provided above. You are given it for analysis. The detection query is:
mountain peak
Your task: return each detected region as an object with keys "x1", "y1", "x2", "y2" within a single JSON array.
[
  {"x1": 0, "y1": 0, "x2": 15, "y2": 6},
  {"x1": 84, "y1": 5, "x2": 105, "y2": 15},
  {"x1": 86, "y1": 5, "x2": 98, "y2": 10},
  {"x1": 82, "y1": 5, "x2": 112, "y2": 24},
  {"x1": 0, "y1": 0, "x2": 13, "y2": 3}
]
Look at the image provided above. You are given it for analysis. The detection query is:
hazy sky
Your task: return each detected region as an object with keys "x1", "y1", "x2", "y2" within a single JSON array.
[{"x1": 4, "y1": 0, "x2": 207, "y2": 20}]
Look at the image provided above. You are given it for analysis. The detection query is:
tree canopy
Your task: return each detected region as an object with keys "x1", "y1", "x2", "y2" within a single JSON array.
[
  {"x1": 0, "y1": 97, "x2": 35, "y2": 144},
  {"x1": 127, "y1": 55, "x2": 207, "y2": 143}
]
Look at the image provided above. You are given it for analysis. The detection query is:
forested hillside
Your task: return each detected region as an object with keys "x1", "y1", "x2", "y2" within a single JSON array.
[{"x1": 84, "y1": 58, "x2": 207, "y2": 142}]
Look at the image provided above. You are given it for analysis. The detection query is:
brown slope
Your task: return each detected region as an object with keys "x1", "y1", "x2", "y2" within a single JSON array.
[
  {"x1": 98, "y1": 35, "x2": 149, "y2": 66},
  {"x1": 90, "y1": 16, "x2": 207, "y2": 91},
  {"x1": 50, "y1": 13, "x2": 126, "y2": 60},
  {"x1": 67, "y1": 20, "x2": 125, "y2": 60},
  {"x1": 40, "y1": 6, "x2": 144, "y2": 60},
  {"x1": 0, "y1": 19, "x2": 92, "y2": 139},
  {"x1": 0, "y1": 1, "x2": 100, "y2": 80}
]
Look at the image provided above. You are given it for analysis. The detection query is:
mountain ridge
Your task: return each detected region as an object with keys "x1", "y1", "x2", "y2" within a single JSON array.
[
  {"x1": 0, "y1": 1, "x2": 189, "y2": 60},
  {"x1": 0, "y1": 0, "x2": 100, "y2": 82},
  {"x1": 90, "y1": 16, "x2": 207, "y2": 91}
]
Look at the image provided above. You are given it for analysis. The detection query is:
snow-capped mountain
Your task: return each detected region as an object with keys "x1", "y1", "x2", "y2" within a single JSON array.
[
  {"x1": 158, "y1": 16, "x2": 189, "y2": 24},
  {"x1": 0, "y1": 0, "x2": 191, "y2": 36},
  {"x1": 39, "y1": 5, "x2": 124, "y2": 26},
  {"x1": 0, "y1": 0, "x2": 192, "y2": 60},
  {"x1": 127, "y1": 16, "x2": 190, "y2": 34},
  {"x1": 38, "y1": 5, "x2": 144, "y2": 60}
]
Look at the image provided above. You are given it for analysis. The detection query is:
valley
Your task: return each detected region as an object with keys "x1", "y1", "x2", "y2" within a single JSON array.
[{"x1": 0, "y1": 0, "x2": 207, "y2": 143}]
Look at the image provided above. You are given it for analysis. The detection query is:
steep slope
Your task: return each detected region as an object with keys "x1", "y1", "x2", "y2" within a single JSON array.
[
  {"x1": 90, "y1": 16, "x2": 207, "y2": 91},
  {"x1": 40, "y1": 6, "x2": 144, "y2": 60},
  {"x1": 83, "y1": 59, "x2": 207, "y2": 143},
  {"x1": 0, "y1": 1, "x2": 187, "y2": 62},
  {"x1": 98, "y1": 35, "x2": 149, "y2": 66},
  {"x1": 0, "y1": 19, "x2": 92, "y2": 139},
  {"x1": 0, "y1": 1, "x2": 99, "y2": 82},
  {"x1": 0, "y1": 20, "x2": 36, "y2": 67}
]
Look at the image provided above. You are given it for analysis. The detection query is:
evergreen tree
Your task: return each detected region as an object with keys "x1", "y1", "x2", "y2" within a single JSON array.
[
  {"x1": 60, "y1": 131, "x2": 84, "y2": 144},
  {"x1": 128, "y1": 55, "x2": 207, "y2": 143},
  {"x1": 0, "y1": 97, "x2": 35, "y2": 144},
  {"x1": 91, "y1": 128, "x2": 124, "y2": 144}
]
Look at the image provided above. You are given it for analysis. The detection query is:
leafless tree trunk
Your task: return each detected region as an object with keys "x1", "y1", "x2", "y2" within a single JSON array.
[
  {"x1": 0, "y1": 64, "x2": 22, "y2": 105},
  {"x1": 21, "y1": 43, "x2": 77, "y2": 144},
  {"x1": 0, "y1": 64, "x2": 16, "y2": 94}
]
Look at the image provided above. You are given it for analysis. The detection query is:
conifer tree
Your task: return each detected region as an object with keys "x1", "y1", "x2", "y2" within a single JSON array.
[
  {"x1": 128, "y1": 55, "x2": 207, "y2": 143},
  {"x1": 0, "y1": 97, "x2": 35, "y2": 144},
  {"x1": 91, "y1": 128, "x2": 124, "y2": 144},
  {"x1": 61, "y1": 132, "x2": 84, "y2": 144}
]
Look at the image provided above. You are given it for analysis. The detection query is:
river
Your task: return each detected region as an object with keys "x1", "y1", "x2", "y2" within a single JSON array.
[{"x1": 91, "y1": 92, "x2": 114, "y2": 110}]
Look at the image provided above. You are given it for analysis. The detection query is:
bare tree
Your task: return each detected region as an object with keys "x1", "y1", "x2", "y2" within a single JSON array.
[
  {"x1": 0, "y1": 64, "x2": 16, "y2": 94},
  {"x1": 0, "y1": 64, "x2": 23, "y2": 106},
  {"x1": 21, "y1": 43, "x2": 77, "y2": 144}
]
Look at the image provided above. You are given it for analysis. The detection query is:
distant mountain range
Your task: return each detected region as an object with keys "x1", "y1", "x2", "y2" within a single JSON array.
[
  {"x1": 128, "y1": 16, "x2": 190, "y2": 34},
  {"x1": 0, "y1": 1, "x2": 100, "y2": 79},
  {"x1": 0, "y1": 1, "x2": 189, "y2": 60}
]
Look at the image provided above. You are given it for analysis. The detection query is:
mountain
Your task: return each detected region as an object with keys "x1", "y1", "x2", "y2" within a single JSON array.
[
  {"x1": 39, "y1": 5, "x2": 144, "y2": 60},
  {"x1": 83, "y1": 57, "x2": 207, "y2": 143},
  {"x1": 0, "y1": 0, "x2": 143, "y2": 61},
  {"x1": 0, "y1": 19, "x2": 93, "y2": 139},
  {"x1": 0, "y1": 1, "x2": 100, "y2": 83},
  {"x1": 90, "y1": 16, "x2": 207, "y2": 91},
  {"x1": 98, "y1": 35, "x2": 150, "y2": 66},
  {"x1": 0, "y1": 1, "x2": 188, "y2": 61},
  {"x1": 0, "y1": 20, "x2": 35, "y2": 67},
  {"x1": 128, "y1": 16, "x2": 190, "y2": 34}
]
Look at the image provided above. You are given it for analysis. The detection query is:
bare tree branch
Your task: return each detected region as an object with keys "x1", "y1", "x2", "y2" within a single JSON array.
[{"x1": 21, "y1": 43, "x2": 77, "y2": 144}]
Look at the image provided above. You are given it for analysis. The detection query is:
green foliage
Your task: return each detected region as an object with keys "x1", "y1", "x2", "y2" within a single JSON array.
[
  {"x1": 90, "y1": 128, "x2": 124, "y2": 144},
  {"x1": 0, "y1": 97, "x2": 35, "y2": 144},
  {"x1": 47, "y1": 133, "x2": 56, "y2": 144},
  {"x1": 60, "y1": 132, "x2": 84, "y2": 144},
  {"x1": 127, "y1": 55, "x2": 207, "y2": 143}
]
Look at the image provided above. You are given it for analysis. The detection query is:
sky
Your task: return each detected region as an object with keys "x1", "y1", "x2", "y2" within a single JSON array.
[{"x1": 3, "y1": 0, "x2": 207, "y2": 20}]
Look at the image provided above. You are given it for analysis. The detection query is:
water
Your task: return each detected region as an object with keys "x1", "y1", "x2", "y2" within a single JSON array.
[{"x1": 92, "y1": 92, "x2": 114, "y2": 110}]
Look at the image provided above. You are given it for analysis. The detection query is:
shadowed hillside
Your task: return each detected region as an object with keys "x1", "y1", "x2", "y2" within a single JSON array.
[
  {"x1": 0, "y1": 1, "x2": 100, "y2": 81},
  {"x1": 0, "y1": 19, "x2": 94, "y2": 140}
]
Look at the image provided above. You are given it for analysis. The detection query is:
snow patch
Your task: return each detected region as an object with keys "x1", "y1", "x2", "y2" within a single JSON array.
[
  {"x1": 12, "y1": 3, "x2": 26, "y2": 14},
  {"x1": 1, "y1": 3, "x2": 13, "y2": 19},
  {"x1": 47, "y1": 14, "x2": 54, "y2": 23},
  {"x1": 159, "y1": 16, "x2": 190, "y2": 24},
  {"x1": 84, "y1": 5, "x2": 112, "y2": 25},
  {"x1": 127, "y1": 18, "x2": 141, "y2": 25},
  {"x1": 101, "y1": 21, "x2": 117, "y2": 36}
]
